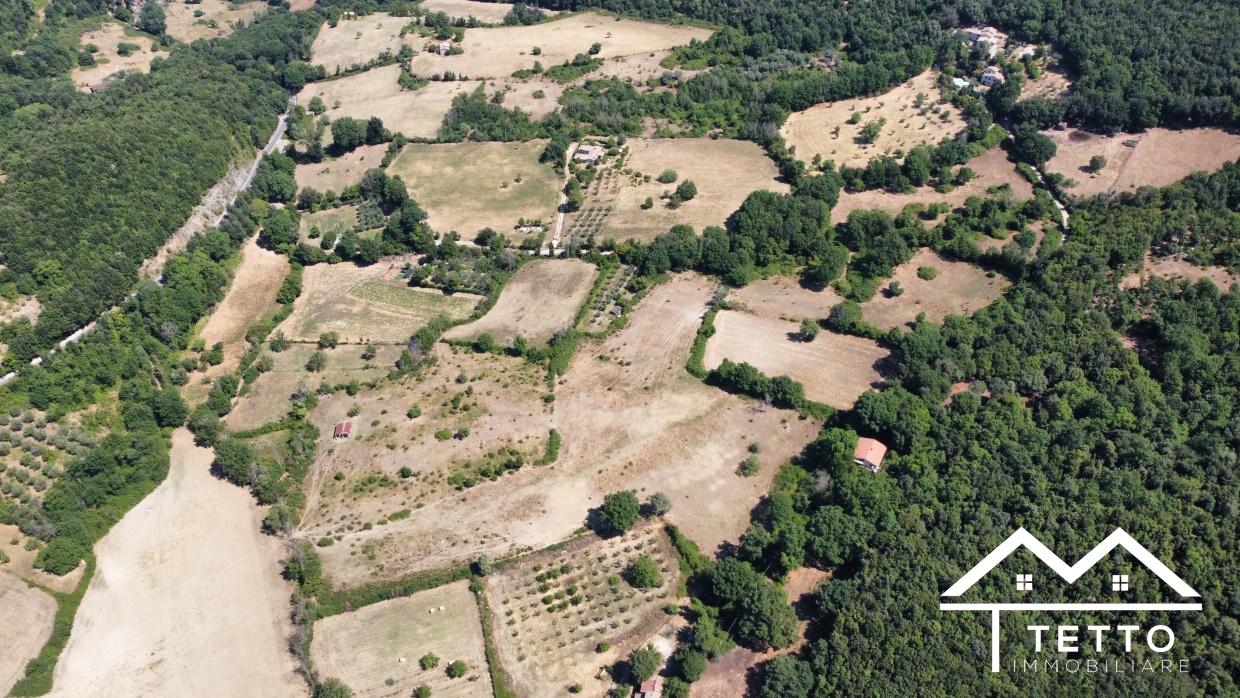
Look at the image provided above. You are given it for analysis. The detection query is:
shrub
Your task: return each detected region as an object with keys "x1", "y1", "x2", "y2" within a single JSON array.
[
  {"x1": 656, "y1": 169, "x2": 678, "y2": 184},
  {"x1": 435, "y1": 429, "x2": 453, "y2": 441},
  {"x1": 737, "y1": 455, "x2": 760, "y2": 477},
  {"x1": 317, "y1": 537, "x2": 334, "y2": 547},
  {"x1": 799, "y1": 318, "x2": 819, "y2": 341},
  {"x1": 646, "y1": 491, "x2": 672, "y2": 516},
  {"x1": 413, "y1": 685, "x2": 431, "y2": 698},
  {"x1": 1089, "y1": 154, "x2": 1108, "y2": 172},
  {"x1": 446, "y1": 660, "x2": 468, "y2": 678},
  {"x1": 408, "y1": 405, "x2": 422, "y2": 418},
  {"x1": 399, "y1": 466, "x2": 414, "y2": 478},
  {"x1": 315, "y1": 678, "x2": 353, "y2": 698},
  {"x1": 674, "y1": 180, "x2": 697, "y2": 201},
  {"x1": 420, "y1": 652, "x2": 440, "y2": 670},
  {"x1": 625, "y1": 555, "x2": 661, "y2": 588},
  {"x1": 597, "y1": 642, "x2": 612, "y2": 653},
  {"x1": 917, "y1": 266, "x2": 938, "y2": 280}
]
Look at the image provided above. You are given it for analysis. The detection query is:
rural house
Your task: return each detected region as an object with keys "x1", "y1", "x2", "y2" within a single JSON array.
[
  {"x1": 963, "y1": 26, "x2": 1008, "y2": 57},
  {"x1": 853, "y1": 437, "x2": 887, "y2": 472},
  {"x1": 980, "y1": 65, "x2": 1006, "y2": 87},
  {"x1": 574, "y1": 144, "x2": 606, "y2": 165},
  {"x1": 636, "y1": 676, "x2": 664, "y2": 698},
  {"x1": 333, "y1": 421, "x2": 353, "y2": 439}
]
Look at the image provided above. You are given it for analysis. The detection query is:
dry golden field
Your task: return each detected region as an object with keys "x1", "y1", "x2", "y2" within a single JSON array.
[
  {"x1": 299, "y1": 67, "x2": 477, "y2": 140},
  {"x1": 859, "y1": 249, "x2": 1008, "y2": 331},
  {"x1": 444, "y1": 259, "x2": 598, "y2": 345},
  {"x1": 197, "y1": 237, "x2": 290, "y2": 371},
  {"x1": 310, "y1": 13, "x2": 406, "y2": 73},
  {"x1": 294, "y1": 143, "x2": 388, "y2": 195},
  {"x1": 418, "y1": 0, "x2": 514, "y2": 23},
  {"x1": 0, "y1": 571, "x2": 57, "y2": 696},
  {"x1": 72, "y1": 23, "x2": 157, "y2": 91},
  {"x1": 1044, "y1": 127, "x2": 1240, "y2": 199},
  {"x1": 164, "y1": 0, "x2": 265, "y2": 43},
  {"x1": 727, "y1": 276, "x2": 844, "y2": 322}
]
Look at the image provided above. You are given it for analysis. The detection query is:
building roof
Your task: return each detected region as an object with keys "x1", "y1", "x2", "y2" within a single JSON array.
[
  {"x1": 853, "y1": 437, "x2": 887, "y2": 467},
  {"x1": 333, "y1": 421, "x2": 353, "y2": 438},
  {"x1": 574, "y1": 144, "x2": 606, "y2": 161},
  {"x1": 637, "y1": 675, "x2": 664, "y2": 696}
]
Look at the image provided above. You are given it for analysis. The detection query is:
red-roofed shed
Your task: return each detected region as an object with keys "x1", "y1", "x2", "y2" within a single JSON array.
[{"x1": 853, "y1": 437, "x2": 887, "y2": 472}]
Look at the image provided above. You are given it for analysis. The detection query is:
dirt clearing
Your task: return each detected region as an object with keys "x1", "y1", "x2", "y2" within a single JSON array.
[
  {"x1": 198, "y1": 237, "x2": 290, "y2": 370},
  {"x1": 277, "y1": 260, "x2": 479, "y2": 343},
  {"x1": 704, "y1": 310, "x2": 888, "y2": 409},
  {"x1": 299, "y1": 67, "x2": 477, "y2": 140},
  {"x1": 444, "y1": 259, "x2": 597, "y2": 345},
  {"x1": 164, "y1": 0, "x2": 265, "y2": 42},
  {"x1": 586, "y1": 138, "x2": 788, "y2": 244},
  {"x1": 1120, "y1": 253, "x2": 1240, "y2": 290},
  {"x1": 387, "y1": 141, "x2": 561, "y2": 235},
  {"x1": 72, "y1": 23, "x2": 157, "y2": 91},
  {"x1": 860, "y1": 249, "x2": 1008, "y2": 330},
  {"x1": 1045, "y1": 127, "x2": 1240, "y2": 199},
  {"x1": 404, "y1": 11, "x2": 711, "y2": 79},
  {"x1": 311, "y1": 580, "x2": 491, "y2": 698},
  {"x1": 0, "y1": 294, "x2": 41, "y2": 325},
  {"x1": 781, "y1": 70, "x2": 965, "y2": 169},
  {"x1": 310, "y1": 13, "x2": 406, "y2": 73},
  {"x1": 47, "y1": 429, "x2": 303, "y2": 698},
  {"x1": 295, "y1": 143, "x2": 388, "y2": 194},
  {"x1": 0, "y1": 573, "x2": 57, "y2": 696},
  {"x1": 418, "y1": 0, "x2": 513, "y2": 23}
]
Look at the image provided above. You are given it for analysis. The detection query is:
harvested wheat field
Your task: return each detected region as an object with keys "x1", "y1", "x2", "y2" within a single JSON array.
[
  {"x1": 444, "y1": 259, "x2": 597, "y2": 345},
  {"x1": 418, "y1": 0, "x2": 514, "y2": 23},
  {"x1": 387, "y1": 141, "x2": 561, "y2": 235},
  {"x1": 487, "y1": 525, "x2": 680, "y2": 697},
  {"x1": 781, "y1": 70, "x2": 966, "y2": 169},
  {"x1": 46, "y1": 430, "x2": 303, "y2": 698},
  {"x1": 72, "y1": 23, "x2": 157, "y2": 91},
  {"x1": 277, "y1": 261, "x2": 480, "y2": 343},
  {"x1": 1119, "y1": 253, "x2": 1240, "y2": 291},
  {"x1": 590, "y1": 138, "x2": 788, "y2": 244},
  {"x1": 831, "y1": 147, "x2": 1034, "y2": 223},
  {"x1": 860, "y1": 249, "x2": 1008, "y2": 331},
  {"x1": 704, "y1": 310, "x2": 889, "y2": 409},
  {"x1": 404, "y1": 11, "x2": 711, "y2": 79},
  {"x1": 311, "y1": 580, "x2": 491, "y2": 698},
  {"x1": 298, "y1": 274, "x2": 820, "y2": 587},
  {"x1": 299, "y1": 67, "x2": 477, "y2": 140},
  {"x1": 197, "y1": 237, "x2": 290, "y2": 370},
  {"x1": 727, "y1": 276, "x2": 843, "y2": 322},
  {"x1": 1045, "y1": 127, "x2": 1240, "y2": 199},
  {"x1": 0, "y1": 572, "x2": 57, "y2": 696},
  {"x1": 164, "y1": 0, "x2": 265, "y2": 42},
  {"x1": 310, "y1": 13, "x2": 406, "y2": 73},
  {"x1": 296, "y1": 143, "x2": 388, "y2": 194}
]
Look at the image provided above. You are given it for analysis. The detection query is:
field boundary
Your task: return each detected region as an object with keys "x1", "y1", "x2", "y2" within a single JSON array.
[{"x1": 8, "y1": 556, "x2": 96, "y2": 697}]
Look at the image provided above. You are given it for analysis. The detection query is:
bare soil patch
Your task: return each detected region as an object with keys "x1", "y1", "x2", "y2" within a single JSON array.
[
  {"x1": 860, "y1": 249, "x2": 1008, "y2": 330},
  {"x1": 311, "y1": 580, "x2": 492, "y2": 697},
  {"x1": 164, "y1": 0, "x2": 265, "y2": 43},
  {"x1": 0, "y1": 571, "x2": 57, "y2": 696},
  {"x1": 47, "y1": 430, "x2": 303, "y2": 698},
  {"x1": 298, "y1": 274, "x2": 820, "y2": 587},
  {"x1": 418, "y1": 0, "x2": 514, "y2": 23},
  {"x1": 72, "y1": 23, "x2": 157, "y2": 91},
  {"x1": 299, "y1": 66, "x2": 476, "y2": 140},
  {"x1": 1045, "y1": 127, "x2": 1240, "y2": 199},
  {"x1": 727, "y1": 276, "x2": 842, "y2": 322},
  {"x1": 405, "y1": 11, "x2": 710, "y2": 79},
  {"x1": 444, "y1": 259, "x2": 597, "y2": 345},
  {"x1": 387, "y1": 141, "x2": 561, "y2": 235},
  {"x1": 704, "y1": 310, "x2": 888, "y2": 409},
  {"x1": 296, "y1": 143, "x2": 388, "y2": 194},
  {"x1": 0, "y1": 294, "x2": 41, "y2": 325},
  {"x1": 487, "y1": 525, "x2": 680, "y2": 697},
  {"x1": 589, "y1": 138, "x2": 788, "y2": 244},
  {"x1": 1119, "y1": 253, "x2": 1240, "y2": 291},
  {"x1": 277, "y1": 260, "x2": 480, "y2": 343},
  {"x1": 198, "y1": 237, "x2": 290, "y2": 371},
  {"x1": 310, "y1": 13, "x2": 406, "y2": 73},
  {"x1": 831, "y1": 147, "x2": 1034, "y2": 223},
  {"x1": 781, "y1": 70, "x2": 965, "y2": 169}
]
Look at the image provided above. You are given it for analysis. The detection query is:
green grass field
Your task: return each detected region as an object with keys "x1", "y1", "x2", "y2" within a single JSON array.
[{"x1": 348, "y1": 281, "x2": 480, "y2": 315}]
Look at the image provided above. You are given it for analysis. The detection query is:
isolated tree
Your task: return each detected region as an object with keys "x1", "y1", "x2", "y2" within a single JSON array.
[
  {"x1": 859, "y1": 118, "x2": 885, "y2": 143},
  {"x1": 588, "y1": 41, "x2": 602, "y2": 55},
  {"x1": 677, "y1": 649, "x2": 708, "y2": 682},
  {"x1": 446, "y1": 660, "x2": 468, "y2": 678},
  {"x1": 646, "y1": 491, "x2": 672, "y2": 516},
  {"x1": 306, "y1": 350, "x2": 327, "y2": 372},
  {"x1": 675, "y1": 180, "x2": 697, "y2": 201},
  {"x1": 413, "y1": 686, "x2": 431, "y2": 698},
  {"x1": 799, "y1": 318, "x2": 820, "y2": 341},
  {"x1": 1089, "y1": 154, "x2": 1108, "y2": 172},
  {"x1": 420, "y1": 652, "x2": 440, "y2": 670},
  {"x1": 365, "y1": 116, "x2": 388, "y2": 145},
  {"x1": 596, "y1": 490, "x2": 640, "y2": 535},
  {"x1": 308, "y1": 96, "x2": 326, "y2": 115},
  {"x1": 625, "y1": 555, "x2": 661, "y2": 588},
  {"x1": 137, "y1": 1, "x2": 166, "y2": 35},
  {"x1": 629, "y1": 645, "x2": 662, "y2": 683},
  {"x1": 657, "y1": 169, "x2": 678, "y2": 183},
  {"x1": 318, "y1": 331, "x2": 340, "y2": 349},
  {"x1": 331, "y1": 116, "x2": 366, "y2": 151},
  {"x1": 34, "y1": 537, "x2": 86, "y2": 575},
  {"x1": 314, "y1": 679, "x2": 353, "y2": 698}
]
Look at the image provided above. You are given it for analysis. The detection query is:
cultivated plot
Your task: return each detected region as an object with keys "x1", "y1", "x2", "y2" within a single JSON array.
[
  {"x1": 487, "y1": 526, "x2": 680, "y2": 697},
  {"x1": 295, "y1": 143, "x2": 388, "y2": 194},
  {"x1": 72, "y1": 23, "x2": 157, "y2": 91},
  {"x1": 276, "y1": 260, "x2": 480, "y2": 343},
  {"x1": 859, "y1": 249, "x2": 1008, "y2": 330},
  {"x1": 444, "y1": 259, "x2": 597, "y2": 345},
  {"x1": 703, "y1": 310, "x2": 889, "y2": 409},
  {"x1": 780, "y1": 70, "x2": 966, "y2": 169},
  {"x1": 310, "y1": 13, "x2": 406, "y2": 73},
  {"x1": 164, "y1": 0, "x2": 265, "y2": 43},
  {"x1": 0, "y1": 572, "x2": 57, "y2": 696},
  {"x1": 197, "y1": 237, "x2": 290, "y2": 371},
  {"x1": 404, "y1": 11, "x2": 711, "y2": 79},
  {"x1": 1044, "y1": 127, "x2": 1240, "y2": 199},
  {"x1": 46, "y1": 430, "x2": 303, "y2": 698},
  {"x1": 298, "y1": 67, "x2": 477, "y2": 140},
  {"x1": 299, "y1": 274, "x2": 820, "y2": 587},
  {"x1": 591, "y1": 138, "x2": 788, "y2": 243},
  {"x1": 311, "y1": 580, "x2": 492, "y2": 698},
  {"x1": 387, "y1": 141, "x2": 561, "y2": 235},
  {"x1": 418, "y1": 0, "x2": 514, "y2": 23}
]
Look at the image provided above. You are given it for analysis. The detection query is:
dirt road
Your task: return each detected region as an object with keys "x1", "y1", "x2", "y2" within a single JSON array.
[{"x1": 47, "y1": 429, "x2": 306, "y2": 698}]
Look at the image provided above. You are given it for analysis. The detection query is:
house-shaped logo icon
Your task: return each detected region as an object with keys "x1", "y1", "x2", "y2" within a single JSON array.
[{"x1": 940, "y1": 528, "x2": 1201, "y2": 672}]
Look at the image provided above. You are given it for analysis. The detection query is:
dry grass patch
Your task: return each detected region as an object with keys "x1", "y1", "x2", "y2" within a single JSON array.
[
  {"x1": 72, "y1": 23, "x2": 157, "y2": 91},
  {"x1": 860, "y1": 249, "x2": 1008, "y2": 330},
  {"x1": 1119, "y1": 253, "x2": 1240, "y2": 291},
  {"x1": 310, "y1": 12, "x2": 406, "y2": 73},
  {"x1": 487, "y1": 526, "x2": 680, "y2": 697},
  {"x1": 46, "y1": 430, "x2": 303, "y2": 698},
  {"x1": 295, "y1": 143, "x2": 388, "y2": 194},
  {"x1": 300, "y1": 205, "x2": 361, "y2": 243},
  {"x1": 780, "y1": 70, "x2": 966, "y2": 169},
  {"x1": 831, "y1": 147, "x2": 1034, "y2": 223},
  {"x1": 585, "y1": 138, "x2": 787, "y2": 244},
  {"x1": 0, "y1": 572, "x2": 57, "y2": 696},
  {"x1": 311, "y1": 580, "x2": 492, "y2": 698},
  {"x1": 297, "y1": 274, "x2": 820, "y2": 587},
  {"x1": 0, "y1": 524, "x2": 84, "y2": 594},
  {"x1": 299, "y1": 66, "x2": 477, "y2": 140},
  {"x1": 387, "y1": 141, "x2": 561, "y2": 235},
  {"x1": 444, "y1": 259, "x2": 597, "y2": 345},
  {"x1": 487, "y1": 78, "x2": 565, "y2": 120},
  {"x1": 728, "y1": 276, "x2": 843, "y2": 322},
  {"x1": 277, "y1": 260, "x2": 480, "y2": 343},
  {"x1": 1045, "y1": 127, "x2": 1240, "y2": 199},
  {"x1": 198, "y1": 237, "x2": 290, "y2": 371},
  {"x1": 704, "y1": 310, "x2": 889, "y2": 409},
  {"x1": 164, "y1": 0, "x2": 265, "y2": 42},
  {"x1": 418, "y1": 0, "x2": 514, "y2": 23},
  {"x1": 0, "y1": 294, "x2": 41, "y2": 325},
  {"x1": 404, "y1": 11, "x2": 711, "y2": 79}
]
